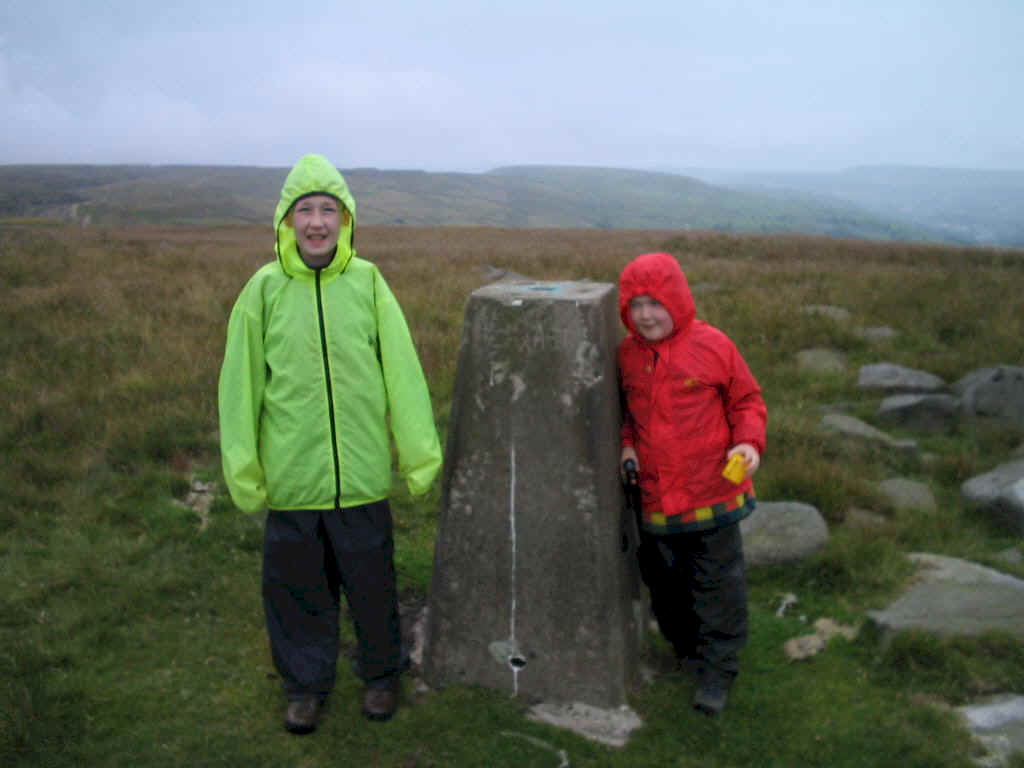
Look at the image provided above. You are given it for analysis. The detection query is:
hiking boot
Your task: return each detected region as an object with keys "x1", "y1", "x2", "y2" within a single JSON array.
[
  {"x1": 693, "y1": 676, "x2": 730, "y2": 716},
  {"x1": 284, "y1": 696, "x2": 321, "y2": 734},
  {"x1": 362, "y1": 682, "x2": 399, "y2": 722}
]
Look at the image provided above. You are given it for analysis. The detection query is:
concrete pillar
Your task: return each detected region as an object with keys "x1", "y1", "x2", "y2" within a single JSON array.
[{"x1": 422, "y1": 279, "x2": 644, "y2": 708}]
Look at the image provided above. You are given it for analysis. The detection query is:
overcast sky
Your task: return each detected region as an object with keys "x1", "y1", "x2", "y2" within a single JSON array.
[{"x1": 1, "y1": 0, "x2": 1021, "y2": 173}]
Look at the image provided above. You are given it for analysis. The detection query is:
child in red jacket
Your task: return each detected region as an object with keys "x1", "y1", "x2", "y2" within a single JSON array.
[{"x1": 618, "y1": 252, "x2": 767, "y2": 715}]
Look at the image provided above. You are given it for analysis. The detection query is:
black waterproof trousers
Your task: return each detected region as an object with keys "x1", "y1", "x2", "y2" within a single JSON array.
[
  {"x1": 262, "y1": 501, "x2": 404, "y2": 701},
  {"x1": 637, "y1": 521, "x2": 748, "y2": 682}
]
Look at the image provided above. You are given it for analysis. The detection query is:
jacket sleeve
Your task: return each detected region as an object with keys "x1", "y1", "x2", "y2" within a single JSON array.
[
  {"x1": 620, "y1": 412, "x2": 636, "y2": 448},
  {"x1": 723, "y1": 341, "x2": 767, "y2": 456},
  {"x1": 218, "y1": 282, "x2": 269, "y2": 514},
  {"x1": 374, "y1": 269, "x2": 443, "y2": 496}
]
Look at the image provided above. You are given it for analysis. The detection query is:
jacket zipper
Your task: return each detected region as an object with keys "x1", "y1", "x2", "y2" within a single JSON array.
[{"x1": 315, "y1": 269, "x2": 342, "y2": 510}]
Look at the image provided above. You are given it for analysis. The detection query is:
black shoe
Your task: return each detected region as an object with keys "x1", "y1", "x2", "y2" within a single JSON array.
[
  {"x1": 285, "y1": 696, "x2": 321, "y2": 734},
  {"x1": 693, "y1": 678, "x2": 730, "y2": 716},
  {"x1": 362, "y1": 682, "x2": 399, "y2": 722}
]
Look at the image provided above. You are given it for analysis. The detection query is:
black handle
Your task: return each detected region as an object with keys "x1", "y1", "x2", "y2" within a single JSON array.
[{"x1": 623, "y1": 458, "x2": 639, "y2": 487}]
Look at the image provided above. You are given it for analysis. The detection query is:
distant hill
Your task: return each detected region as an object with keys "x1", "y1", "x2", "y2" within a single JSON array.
[
  {"x1": 681, "y1": 165, "x2": 1024, "y2": 247},
  {"x1": 0, "y1": 165, "x2": 281, "y2": 226},
  {"x1": 1, "y1": 162, "x2": 1016, "y2": 246}
]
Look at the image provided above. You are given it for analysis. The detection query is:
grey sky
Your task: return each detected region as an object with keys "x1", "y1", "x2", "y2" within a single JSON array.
[{"x1": 1, "y1": 0, "x2": 1021, "y2": 172}]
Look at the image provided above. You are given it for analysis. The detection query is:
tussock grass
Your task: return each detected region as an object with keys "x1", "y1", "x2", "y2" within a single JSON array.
[{"x1": 2, "y1": 220, "x2": 1022, "y2": 766}]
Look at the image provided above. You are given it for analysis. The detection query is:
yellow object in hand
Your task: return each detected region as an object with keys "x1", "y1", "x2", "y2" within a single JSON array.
[{"x1": 722, "y1": 453, "x2": 746, "y2": 484}]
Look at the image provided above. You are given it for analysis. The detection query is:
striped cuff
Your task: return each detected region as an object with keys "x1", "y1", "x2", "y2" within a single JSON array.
[{"x1": 642, "y1": 491, "x2": 756, "y2": 534}]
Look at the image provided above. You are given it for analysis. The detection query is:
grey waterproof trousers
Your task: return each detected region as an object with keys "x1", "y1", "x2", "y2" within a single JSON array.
[
  {"x1": 637, "y1": 520, "x2": 748, "y2": 681},
  {"x1": 262, "y1": 501, "x2": 404, "y2": 700}
]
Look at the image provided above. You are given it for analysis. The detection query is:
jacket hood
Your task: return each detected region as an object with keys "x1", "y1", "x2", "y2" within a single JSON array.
[
  {"x1": 618, "y1": 252, "x2": 696, "y2": 341},
  {"x1": 274, "y1": 154, "x2": 357, "y2": 277}
]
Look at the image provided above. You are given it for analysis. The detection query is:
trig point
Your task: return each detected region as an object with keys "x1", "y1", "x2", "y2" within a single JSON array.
[{"x1": 422, "y1": 279, "x2": 644, "y2": 708}]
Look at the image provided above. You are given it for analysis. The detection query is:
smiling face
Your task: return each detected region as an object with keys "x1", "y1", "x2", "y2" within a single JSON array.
[
  {"x1": 291, "y1": 194, "x2": 342, "y2": 268},
  {"x1": 629, "y1": 294, "x2": 674, "y2": 342}
]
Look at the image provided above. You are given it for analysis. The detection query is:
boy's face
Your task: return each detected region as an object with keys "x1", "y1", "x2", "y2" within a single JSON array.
[
  {"x1": 292, "y1": 194, "x2": 341, "y2": 267},
  {"x1": 629, "y1": 295, "x2": 674, "y2": 341}
]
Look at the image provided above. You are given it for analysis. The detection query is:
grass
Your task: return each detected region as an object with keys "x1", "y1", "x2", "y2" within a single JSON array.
[{"x1": 2, "y1": 219, "x2": 1023, "y2": 766}]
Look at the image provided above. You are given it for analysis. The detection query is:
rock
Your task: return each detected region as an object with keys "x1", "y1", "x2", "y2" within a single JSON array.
[
  {"x1": 957, "y1": 695, "x2": 1024, "y2": 768},
  {"x1": 961, "y1": 460, "x2": 1024, "y2": 534},
  {"x1": 526, "y1": 701, "x2": 644, "y2": 748},
  {"x1": 784, "y1": 618, "x2": 859, "y2": 661},
  {"x1": 801, "y1": 304, "x2": 852, "y2": 324},
  {"x1": 173, "y1": 477, "x2": 217, "y2": 532},
  {"x1": 796, "y1": 347, "x2": 847, "y2": 373},
  {"x1": 775, "y1": 593, "x2": 798, "y2": 617},
  {"x1": 406, "y1": 605, "x2": 429, "y2": 668},
  {"x1": 741, "y1": 502, "x2": 829, "y2": 567},
  {"x1": 877, "y1": 477, "x2": 937, "y2": 513},
  {"x1": 814, "y1": 617, "x2": 859, "y2": 641},
  {"x1": 784, "y1": 633, "x2": 826, "y2": 660},
  {"x1": 869, "y1": 554, "x2": 1024, "y2": 766},
  {"x1": 867, "y1": 553, "x2": 1024, "y2": 642},
  {"x1": 955, "y1": 366, "x2": 1024, "y2": 432},
  {"x1": 820, "y1": 412, "x2": 918, "y2": 456},
  {"x1": 876, "y1": 393, "x2": 961, "y2": 434},
  {"x1": 857, "y1": 363, "x2": 947, "y2": 393},
  {"x1": 856, "y1": 326, "x2": 899, "y2": 341}
]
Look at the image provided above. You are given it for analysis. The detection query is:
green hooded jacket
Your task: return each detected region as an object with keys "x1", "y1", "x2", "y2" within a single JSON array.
[{"x1": 218, "y1": 154, "x2": 442, "y2": 514}]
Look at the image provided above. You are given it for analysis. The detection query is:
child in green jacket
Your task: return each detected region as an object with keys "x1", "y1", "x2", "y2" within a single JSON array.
[{"x1": 219, "y1": 154, "x2": 441, "y2": 733}]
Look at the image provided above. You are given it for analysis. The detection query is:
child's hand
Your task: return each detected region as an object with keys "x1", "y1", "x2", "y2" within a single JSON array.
[
  {"x1": 727, "y1": 443, "x2": 760, "y2": 475},
  {"x1": 620, "y1": 446, "x2": 639, "y2": 481}
]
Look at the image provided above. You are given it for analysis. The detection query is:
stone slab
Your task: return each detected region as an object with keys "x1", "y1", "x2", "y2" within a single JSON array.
[
  {"x1": 958, "y1": 695, "x2": 1024, "y2": 768},
  {"x1": 876, "y1": 393, "x2": 961, "y2": 434},
  {"x1": 857, "y1": 363, "x2": 947, "y2": 393},
  {"x1": 867, "y1": 553, "x2": 1024, "y2": 641},
  {"x1": 955, "y1": 366, "x2": 1024, "y2": 431},
  {"x1": 962, "y1": 460, "x2": 1024, "y2": 534},
  {"x1": 820, "y1": 412, "x2": 918, "y2": 455},
  {"x1": 527, "y1": 701, "x2": 644, "y2": 747},
  {"x1": 877, "y1": 477, "x2": 937, "y2": 513}
]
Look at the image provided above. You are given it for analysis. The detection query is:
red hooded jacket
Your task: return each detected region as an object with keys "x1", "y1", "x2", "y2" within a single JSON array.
[{"x1": 618, "y1": 252, "x2": 767, "y2": 529}]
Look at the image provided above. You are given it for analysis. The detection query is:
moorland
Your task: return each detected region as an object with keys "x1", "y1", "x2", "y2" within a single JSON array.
[{"x1": 2, "y1": 216, "x2": 1023, "y2": 767}]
